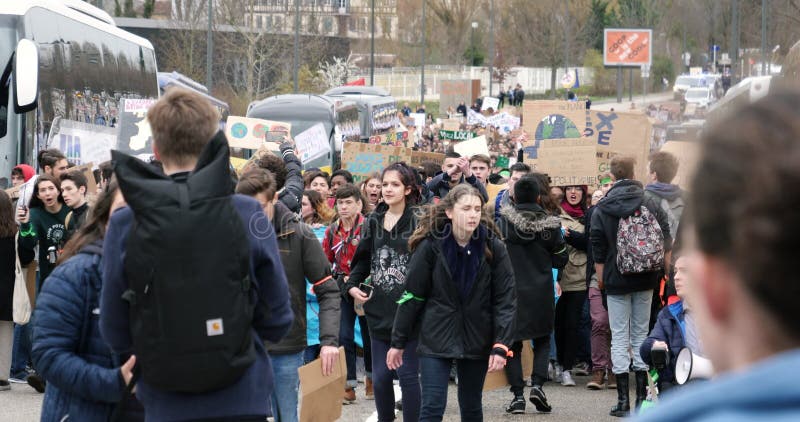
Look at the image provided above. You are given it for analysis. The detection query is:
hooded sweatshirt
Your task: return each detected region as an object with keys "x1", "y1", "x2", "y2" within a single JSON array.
[
  {"x1": 589, "y1": 179, "x2": 672, "y2": 295},
  {"x1": 14, "y1": 164, "x2": 35, "y2": 182},
  {"x1": 645, "y1": 181, "x2": 685, "y2": 238}
]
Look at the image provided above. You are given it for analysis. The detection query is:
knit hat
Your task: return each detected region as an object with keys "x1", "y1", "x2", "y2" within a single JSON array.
[{"x1": 513, "y1": 174, "x2": 540, "y2": 205}]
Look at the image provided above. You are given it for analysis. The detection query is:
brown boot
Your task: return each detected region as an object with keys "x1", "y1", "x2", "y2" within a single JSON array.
[
  {"x1": 365, "y1": 377, "x2": 374, "y2": 400},
  {"x1": 343, "y1": 387, "x2": 356, "y2": 405},
  {"x1": 607, "y1": 371, "x2": 617, "y2": 389},
  {"x1": 587, "y1": 369, "x2": 606, "y2": 390}
]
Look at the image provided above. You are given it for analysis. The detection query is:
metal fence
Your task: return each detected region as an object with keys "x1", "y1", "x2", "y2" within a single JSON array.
[{"x1": 349, "y1": 66, "x2": 594, "y2": 100}]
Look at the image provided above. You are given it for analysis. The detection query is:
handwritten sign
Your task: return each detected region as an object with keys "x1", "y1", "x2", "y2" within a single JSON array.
[
  {"x1": 368, "y1": 130, "x2": 409, "y2": 147},
  {"x1": 481, "y1": 96, "x2": 500, "y2": 111},
  {"x1": 295, "y1": 123, "x2": 331, "y2": 163},
  {"x1": 225, "y1": 116, "x2": 290, "y2": 150},
  {"x1": 442, "y1": 118, "x2": 462, "y2": 131},
  {"x1": 410, "y1": 150, "x2": 446, "y2": 168},
  {"x1": 410, "y1": 113, "x2": 427, "y2": 128},
  {"x1": 525, "y1": 138, "x2": 598, "y2": 186},
  {"x1": 342, "y1": 142, "x2": 412, "y2": 183},
  {"x1": 453, "y1": 135, "x2": 489, "y2": 158},
  {"x1": 438, "y1": 130, "x2": 476, "y2": 141}
]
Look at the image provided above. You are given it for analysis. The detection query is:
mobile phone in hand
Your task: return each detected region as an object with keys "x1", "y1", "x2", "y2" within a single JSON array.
[{"x1": 359, "y1": 283, "x2": 373, "y2": 298}]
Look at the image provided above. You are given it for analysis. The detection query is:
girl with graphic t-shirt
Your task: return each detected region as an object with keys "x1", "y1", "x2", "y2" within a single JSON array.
[
  {"x1": 344, "y1": 162, "x2": 421, "y2": 422},
  {"x1": 18, "y1": 175, "x2": 70, "y2": 290}
]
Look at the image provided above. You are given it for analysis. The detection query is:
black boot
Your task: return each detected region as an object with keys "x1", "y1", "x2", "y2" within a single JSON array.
[
  {"x1": 635, "y1": 371, "x2": 648, "y2": 410},
  {"x1": 609, "y1": 372, "x2": 630, "y2": 417}
]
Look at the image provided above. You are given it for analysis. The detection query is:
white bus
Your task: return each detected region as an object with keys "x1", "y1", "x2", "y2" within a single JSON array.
[{"x1": 0, "y1": 0, "x2": 158, "y2": 179}]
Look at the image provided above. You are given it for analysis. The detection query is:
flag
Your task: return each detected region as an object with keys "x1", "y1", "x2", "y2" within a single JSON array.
[
  {"x1": 344, "y1": 78, "x2": 366, "y2": 86},
  {"x1": 572, "y1": 69, "x2": 580, "y2": 89}
]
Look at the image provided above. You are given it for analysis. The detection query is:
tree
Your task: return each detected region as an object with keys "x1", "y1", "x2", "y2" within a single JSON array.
[
  {"x1": 426, "y1": 0, "x2": 485, "y2": 64},
  {"x1": 318, "y1": 56, "x2": 360, "y2": 89},
  {"x1": 123, "y1": 0, "x2": 136, "y2": 17},
  {"x1": 143, "y1": 0, "x2": 155, "y2": 18},
  {"x1": 585, "y1": 0, "x2": 617, "y2": 50}
]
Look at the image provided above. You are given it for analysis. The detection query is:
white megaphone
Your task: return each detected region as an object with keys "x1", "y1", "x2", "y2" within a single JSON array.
[{"x1": 675, "y1": 347, "x2": 714, "y2": 384}]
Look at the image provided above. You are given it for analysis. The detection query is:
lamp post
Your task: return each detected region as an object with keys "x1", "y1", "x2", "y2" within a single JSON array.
[
  {"x1": 488, "y1": 0, "x2": 494, "y2": 96},
  {"x1": 471, "y1": 21, "x2": 478, "y2": 66},
  {"x1": 420, "y1": 0, "x2": 426, "y2": 103},
  {"x1": 370, "y1": 0, "x2": 375, "y2": 86},
  {"x1": 206, "y1": 0, "x2": 212, "y2": 91},
  {"x1": 293, "y1": 0, "x2": 299, "y2": 93}
]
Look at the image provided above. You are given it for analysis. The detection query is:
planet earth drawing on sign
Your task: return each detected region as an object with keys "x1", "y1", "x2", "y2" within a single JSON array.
[
  {"x1": 230, "y1": 122, "x2": 248, "y2": 138},
  {"x1": 524, "y1": 114, "x2": 582, "y2": 159}
]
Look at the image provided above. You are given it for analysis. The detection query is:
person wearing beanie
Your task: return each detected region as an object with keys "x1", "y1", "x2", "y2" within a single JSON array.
[{"x1": 498, "y1": 174, "x2": 568, "y2": 414}]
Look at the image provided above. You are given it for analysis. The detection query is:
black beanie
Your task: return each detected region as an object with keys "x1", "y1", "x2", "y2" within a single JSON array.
[{"x1": 514, "y1": 174, "x2": 541, "y2": 205}]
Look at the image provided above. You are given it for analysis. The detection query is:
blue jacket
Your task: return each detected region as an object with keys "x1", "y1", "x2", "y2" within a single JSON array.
[
  {"x1": 640, "y1": 301, "x2": 686, "y2": 385},
  {"x1": 32, "y1": 241, "x2": 126, "y2": 422},
  {"x1": 100, "y1": 195, "x2": 293, "y2": 421},
  {"x1": 635, "y1": 350, "x2": 800, "y2": 422}
]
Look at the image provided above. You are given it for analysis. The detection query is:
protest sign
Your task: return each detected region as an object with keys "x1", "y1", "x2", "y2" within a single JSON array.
[
  {"x1": 69, "y1": 162, "x2": 99, "y2": 198},
  {"x1": 488, "y1": 113, "x2": 521, "y2": 135},
  {"x1": 494, "y1": 155, "x2": 510, "y2": 168},
  {"x1": 295, "y1": 123, "x2": 331, "y2": 163},
  {"x1": 342, "y1": 142, "x2": 412, "y2": 183},
  {"x1": 523, "y1": 101, "x2": 652, "y2": 183},
  {"x1": 438, "y1": 130, "x2": 476, "y2": 141},
  {"x1": 467, "y1": 109, "x2": 488, "y2": 126},
  {"x1": 299, "y1": 347, "x2": 346, "y2": 422},
  {"x1": 658, "y1": 141, "x2": 698, "y2": 190},
  {"x1": 47, "y1": 119, "x2": 118, "y2": 166},
  {"x1": 410, "y1": 150, "x2": 446, "y2": 168},
  {"x1": 442, "y1": 118, "x2": 462, "y2": 131},
  {"x1": 481, "y1": 96, "x2": 500, "y2": 111},
  {"x1": 369, "y1": 130, "x2": 409, "y2": 147},
  {"x1": 225, "y1": 116, "x2": 290, "y2": 150},
  {"x1": 118, "y1": 98, "x2": 158, "y2": 157},
  {"x1": 410, "y1": 113, "x2": 427, "y2": 129},
  {"x1": 453, "y1": 135, "x2": 489, "y2": 158},
  {"x1": 524, "y1": 138, "x2": 599, "y2": 186},
  {"x1": 483, "y1": 341, "x2": 534, "y2": 391}
]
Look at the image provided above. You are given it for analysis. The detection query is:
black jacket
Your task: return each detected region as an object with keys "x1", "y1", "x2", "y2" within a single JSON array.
[
  {"x1": 278, "y1": 143, "x2": 304, "y2": 214},
  {"x1": 589, "y1": 179, "x2": 672, "y2": 295},
  {"x1": 426, "y1": 172, "x2": 488, "y2": 202},
  {"x1": 345, "y1": 202, "x2": 417, "y2": 342},
  {"x1": 498, "y1": 203, "x2": 567, "y2": 339},
  {"x1": 391, "y1": 226, "x2": 516, "y2": 359}
]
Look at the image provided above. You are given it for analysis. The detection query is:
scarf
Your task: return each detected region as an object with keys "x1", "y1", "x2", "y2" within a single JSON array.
[
  {"x1": 561, "y1": 199, "x2": 585, "y2": 218},
  {"x1": 441, "y1": 223, "x2": 486, "y2": 301}
]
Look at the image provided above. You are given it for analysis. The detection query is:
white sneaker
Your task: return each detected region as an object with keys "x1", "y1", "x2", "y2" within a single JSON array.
[
  {"x1": 554, "y1": 364, "x2": 564, "y2": 383},
  {"x1": 561, "y1": 370, "x2": 576, "y2": 386}
]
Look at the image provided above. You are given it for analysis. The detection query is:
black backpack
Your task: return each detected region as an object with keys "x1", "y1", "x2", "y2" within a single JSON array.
[{"x1": 112, "y1": 131, "x2": 255, "y2": 393}]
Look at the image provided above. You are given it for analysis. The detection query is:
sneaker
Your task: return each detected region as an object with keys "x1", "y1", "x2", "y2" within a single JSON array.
[
  {"x1": 547, "y1": 362, "x2": 555, "y2": 381},
  {"x1": 529, "y1": 386, "x2": 552, "y2": 413},
  {"x1": 607, "y1": 371, "x2": 617, "y2": 389},
  {"x1": 8, "y1": 376, "x2": 27, "y2": 384},
  {"x1": 587, "y1": 369, "x2": 606, "y2": 390},
  {"x1": 343, "y1": 387, "x2": 356, "y2": 405},
  {"x1": 561, "y1": 370, "x2": 576, "y2": 386},
  {"x1": 553, "y1": 364, "x2": 564, "y2": 383},
  {"x1": 27, "y1": 373, "x2": 45, "y2": 393},
  {"x1": 505, "y1": 396, "x2": 526, "y2": 414},
  {"x1": 0, "y1": 380, "x2": 10, "y2": 391},
  {"x1": 364, "y1": 377, "x2": 374, "y2": 400},
  {"x1": 573, "y1": 362, "x2": 590, "y2": 376},
  {"x1": 525, "y1": 378, "x2": 533, "y2": 387}
]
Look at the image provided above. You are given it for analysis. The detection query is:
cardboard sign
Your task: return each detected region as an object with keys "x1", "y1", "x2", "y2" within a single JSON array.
[
  {"x1": 410, "y1": 150, "x2": 446, "y2": 168},
  {"x1": 481, "y1": 96, "x2": 500, "y2": 111},
  {"x1": 299, "y1": 347, "x2": 346, "y2": 422},
  {"x1": 442, "y1": 118, "x2": 462, "y2": 131},
  {"x1": 369, "y1": 130, "x2": 409, "y2": 147},
  {"x1": 483, "y1": 341, "x2": 534, "y2": 391},
  {"x1": 295, "y1": 123, "x2": 331, "y2": 163},
  {"x1": 522, "y1": 101, "x2": 652, "y2": 184},
  {"x1": 69, "y1": 162, "x2": 99, "y2": 199},
  {"x1": 604, "y1": 28, "x2": 653, "y2": 66},
  {"x1": 453, "y1": 135, "x2": 489, "y2": 158},
  {"x1": 658, "y1": 141, "x2": 698, "y2": 190},
  {"x1": 438, "y1": 130, "x2": 476, "y2": 141},
  {"x1": 525, "y1": 138, "x2": 598, "y2": 186},
  {"x1": 342, "y1": 142, "x2": 412, "y2": 183},
  {"x1": 225, "y1": 116, "x2": 290, "y2": 150}
]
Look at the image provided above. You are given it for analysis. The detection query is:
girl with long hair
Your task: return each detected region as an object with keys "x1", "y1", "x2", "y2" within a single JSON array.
[
  {"x1": 388, "y1": 184, "x2": 516, "y2": 421},
  {"x1": 344, "y1": 162, "x2": 421, "y2": 422},
  {"x1": 31, "y1": 181, "x2": 141, "y2": 421},
  {"x1": 302, "y1": 189, "x2": 335, "y2": 229},
  {"x1": 359, "y1": 173, "x2": 382, "y2": 214}
]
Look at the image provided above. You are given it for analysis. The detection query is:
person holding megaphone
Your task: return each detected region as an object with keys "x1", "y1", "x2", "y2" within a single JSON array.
[{"x1": 640, "y1": 253, "x2": 706, "y2": 394}]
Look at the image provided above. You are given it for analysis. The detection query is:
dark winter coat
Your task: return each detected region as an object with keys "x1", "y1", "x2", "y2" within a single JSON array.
[
  {"x1": 32, "y1": 241, "x2": 132, "y2": 422},
  {"x1": 589, "y1": 179, "x2": 672, "y2": 295},
  {"x1": 278, "y1": 143, "x2": 304, "y2": 214},
  {"x1": 0, "y1": 236, "x2": 30, "y2": 322},
  {"x1": 426, "y1": 172, "x2": 488, "y2": 202},
  {"x1": 391, "y1": 226, "x2": 516, "y2": 359},
  {"x1": 498, "y1": 203, "x2": 568, "y2": 340},
  {"x1": 345, "y1": 202, "x2": 417, "y2": 342},
  {"x1": 267, "y1": 201, "x2": 339, "y2": 355},
  {"x1": 640, "y1": 301, "x2": 687, "y2": 386}
]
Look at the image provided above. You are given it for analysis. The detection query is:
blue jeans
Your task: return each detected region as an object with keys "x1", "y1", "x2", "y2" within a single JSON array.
[
  {"x1": 371, "y1": 338, "x2": 420, "y2": 422},
  {"x1": 10, "y1": 323, "x2": 31, "y2": 378},
  {"x1": 419, "y1": 357, "x2": 488, "y2": 422},
  {"x1": 340, "y1": 298, "x2": 371, "y2": 388},
  {"x1": 269, "y1": 351, "x2": 304, "y2": 422},
  {"x1": 607, "y1": 290, "x2": 653, "y2": 374}
]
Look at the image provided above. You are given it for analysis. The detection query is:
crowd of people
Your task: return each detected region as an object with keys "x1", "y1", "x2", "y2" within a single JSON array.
[{"x1": 0, "y1": 86, "x2": 799, "y2": 422}]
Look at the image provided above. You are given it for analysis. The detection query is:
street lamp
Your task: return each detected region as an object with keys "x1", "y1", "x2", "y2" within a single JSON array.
[{"x1": 470, "y1": 21, "x2": 478, "y2": 66}]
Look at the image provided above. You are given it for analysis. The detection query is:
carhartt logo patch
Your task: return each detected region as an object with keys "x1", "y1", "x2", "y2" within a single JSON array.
[{"x1": 206, "y1": 318, "x2": 224, "y2": 336}]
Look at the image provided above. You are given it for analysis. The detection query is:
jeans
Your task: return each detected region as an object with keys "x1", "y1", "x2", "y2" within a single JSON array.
[
  {"x1": 506, "y1": 336, "x2": 550, "y2": 395},
  {"x1": 269, "y1": 351, "x2": 304, "y2": 422},
  {"x1": 554, "y1": 290, "x2": 587, "y2": 371},
  {"x1": 371, "y1": 338, "x2": 420, "y2": 422},
  {"x1": 420, "y1": 357, "x2": 487, "y2": 422},
  {"x1": 340, "y1": 298, "x2": 372, "y2": 388},
  {"x1": 303, "y1": 345, "x2": 320, "y2": 364},
  {"x1": 10, "y1": 323, "x2": 31, "y2": 378},
  {"x1": 588, "y1": 287, "x2": 611, "y2": 370},
  {"x1": 607, "y1": 290, "x2": 652, "y2": 374}
]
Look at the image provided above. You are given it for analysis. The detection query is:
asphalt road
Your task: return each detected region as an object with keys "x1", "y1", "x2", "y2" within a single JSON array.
[{"x1": 0, "y1": 371, "x2": 623, "y2": 421}]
